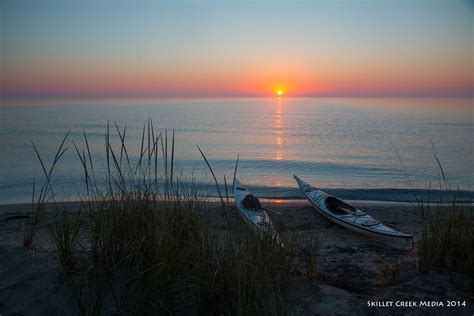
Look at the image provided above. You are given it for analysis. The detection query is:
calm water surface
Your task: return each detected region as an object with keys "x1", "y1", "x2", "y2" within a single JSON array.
[{"x1": 1, "y1": 97, "x2": 472, "y2": 203}]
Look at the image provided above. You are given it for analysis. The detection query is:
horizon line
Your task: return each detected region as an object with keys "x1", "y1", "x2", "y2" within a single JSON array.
[
  {"x1": 2, "y1": 95, "x2": 473, "y2": 107},
  {"x1": 2, "y1": 91, "x2": 473, "y2": 100}
]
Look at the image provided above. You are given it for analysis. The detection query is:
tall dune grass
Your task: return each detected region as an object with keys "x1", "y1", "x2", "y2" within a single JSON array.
[
  {"x1": 24, "y1": 131, "x2": 70, "y2": 249},
  {"x1": 418, "y1": 198, "x2": 474, "y2": 290},
  {"x1": 29, "y1": 121, "x2": 301, "y2": 314},
  {"x1": 417, "y1": 153, "x2": 474, "y2": 290}
]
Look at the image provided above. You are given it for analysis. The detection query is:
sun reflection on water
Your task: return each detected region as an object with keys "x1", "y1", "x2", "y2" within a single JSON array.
[{"x1": 274, "y1": 99, "x2": 285, "y2": 161}]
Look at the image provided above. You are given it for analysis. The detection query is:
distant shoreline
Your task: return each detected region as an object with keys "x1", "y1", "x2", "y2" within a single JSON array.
[
  {"x1": 1, "y1": 185, "x2": 473, "y2": 206},
  {"x1": 1, "y1": 198, "x2": 472, "y2": 211}
]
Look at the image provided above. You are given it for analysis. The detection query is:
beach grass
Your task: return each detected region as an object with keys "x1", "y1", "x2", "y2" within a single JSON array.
[
  {"x1": 24, "y1": 131, "x2": 70, "y2": 249},
  {"x1": 418, "y1": 200, "x2": 474, "y2": 289},
  {"x1": 417, "y1": 155, "x2": 474, "y2": 290},
  {"x1": 47, "y1": 209, "x2": 83, "y2": 274},
  {"x1": 28, "y1": 121, "x2": 302, "y2": 314}
]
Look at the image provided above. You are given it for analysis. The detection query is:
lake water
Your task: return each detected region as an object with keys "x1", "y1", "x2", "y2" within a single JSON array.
[{"x1": 0, "y1": 97, "x2": 472, "y2": 204}]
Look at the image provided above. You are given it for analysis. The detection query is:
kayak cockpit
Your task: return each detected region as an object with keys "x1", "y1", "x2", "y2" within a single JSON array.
[
  {"x1": 257, "y1": 217, "x2": 270, "y2": 226},
  {"x1": 241, "y1": 194, "x2": 263, "y2": 211},
  {"x1": 325, "y1": 196, "x2": 360, "y2": 215}
]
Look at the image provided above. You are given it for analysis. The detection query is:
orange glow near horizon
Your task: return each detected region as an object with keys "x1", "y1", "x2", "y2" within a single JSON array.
[{"x1": 2, "y1": 58, "x2": 473, "y2": 99}]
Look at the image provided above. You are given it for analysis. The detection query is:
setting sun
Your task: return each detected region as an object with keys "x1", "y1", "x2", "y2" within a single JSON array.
[{"x1": 276, "y1": 90, "x2": 283, "y2": 96}]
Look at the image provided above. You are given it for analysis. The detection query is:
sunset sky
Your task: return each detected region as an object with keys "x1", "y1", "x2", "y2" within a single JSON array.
[{"x1": 1, "y1": 0, "x2": 473, "y2": 99}]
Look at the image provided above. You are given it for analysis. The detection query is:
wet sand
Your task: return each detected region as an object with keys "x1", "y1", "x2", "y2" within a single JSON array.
[{"x1": 0, "y1": 201, "x2": 472, "y2": 315}]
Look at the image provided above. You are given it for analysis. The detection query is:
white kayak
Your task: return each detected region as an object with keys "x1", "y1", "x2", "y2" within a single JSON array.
[
  {"x1": 234, "y1": 178, "x2": 280, "y2": 242},
  {"x1": 294, "y1": 175, "x2": 413, "y2": 247}
]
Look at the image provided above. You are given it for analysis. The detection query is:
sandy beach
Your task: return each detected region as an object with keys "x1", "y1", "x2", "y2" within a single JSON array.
[{"x1": 1, "y1": 200, "x2": 472, "y2": 315}]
